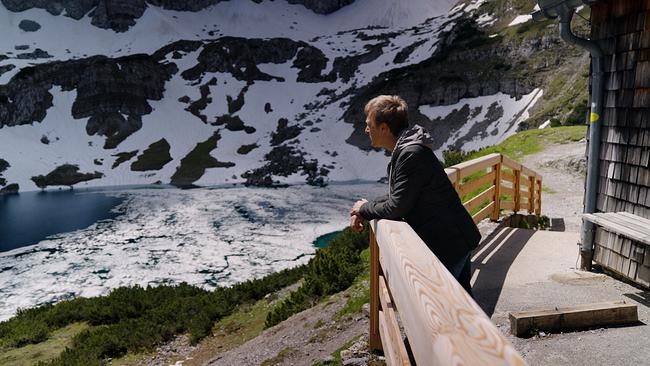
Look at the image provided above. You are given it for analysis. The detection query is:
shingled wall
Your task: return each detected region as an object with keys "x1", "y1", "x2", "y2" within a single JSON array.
[{"x1": 591, "y1": 0, "x2": 650, "y2": 216}]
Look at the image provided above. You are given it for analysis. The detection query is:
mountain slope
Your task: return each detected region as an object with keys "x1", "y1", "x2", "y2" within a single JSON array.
[{"x1": 0, "y1": 0, "x2": 589, "y2": 192}]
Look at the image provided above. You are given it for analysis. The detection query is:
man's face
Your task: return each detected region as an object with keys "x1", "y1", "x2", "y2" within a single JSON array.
[{"x1": 365, "y1": 115, "x2": 385, "y2": 148}]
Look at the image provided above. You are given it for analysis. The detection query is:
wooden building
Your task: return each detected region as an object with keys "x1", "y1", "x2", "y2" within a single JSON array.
[{"x1": 586, "y1": 0, "x2": 650, "y2": 287}]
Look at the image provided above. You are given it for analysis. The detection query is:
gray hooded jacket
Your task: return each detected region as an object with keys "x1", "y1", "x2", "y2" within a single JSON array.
[{"x1": 359, "y1": 125, "x2": 481, "y2": 267}]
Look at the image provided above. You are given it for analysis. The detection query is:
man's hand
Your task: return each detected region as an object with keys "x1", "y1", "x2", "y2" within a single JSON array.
[
  {"x1": 350, "y1": 199, "x2": 368, "y2": 216},
  {"x1": 350, "y1": 214, "x2": 364, "y2": 232}
]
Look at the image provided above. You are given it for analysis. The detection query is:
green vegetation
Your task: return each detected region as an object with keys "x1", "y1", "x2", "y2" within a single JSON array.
[
  {"x1": 336, "y1": 249, "x2": 371, "y2": 320},
  {"x1": 265, "y1": 227, "x2": 369, "y2": 328},
  {"x1": 0, "y1": 266, "x2": 306, "y2": 365},
  {"x1": 311, "y1": 335, "x2": 363, "y2": 366},
  {"x1": 0, "y1": 323, "x2": 90, "y2": 366},
  {"x1": 444, "y1": 126, "x2": 586, "y2": 166},
  {"x1": 1, "y1": 226, "x2": 371, "y2": 365}
]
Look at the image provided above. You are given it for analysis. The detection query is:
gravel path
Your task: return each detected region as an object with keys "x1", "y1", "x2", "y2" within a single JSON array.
[{"x1": 520, "y1": 140, "x2": 587, "y2": 232}]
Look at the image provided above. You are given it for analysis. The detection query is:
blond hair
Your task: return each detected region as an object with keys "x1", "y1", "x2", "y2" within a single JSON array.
[{"x1": 364, "y1": 95, "x2": 409, "y2": 136}]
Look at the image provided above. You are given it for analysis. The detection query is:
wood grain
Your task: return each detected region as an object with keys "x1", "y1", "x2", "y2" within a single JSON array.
[
  {"x1": 371, "y1": 220, "x2": 527, "y2": 366},
  {"x1": 509, "y1": 301, "x2": 638, "y2": 337}
]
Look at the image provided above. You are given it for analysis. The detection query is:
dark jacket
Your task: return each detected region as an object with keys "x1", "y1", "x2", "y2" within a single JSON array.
[{"x1": 359, "y1": 125, "x2": 481, "y2": 268}]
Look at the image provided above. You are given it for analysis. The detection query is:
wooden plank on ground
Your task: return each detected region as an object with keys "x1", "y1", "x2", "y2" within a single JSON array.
[{"x1": 509, "y1": 300, "x2": 638, "y2": 337}]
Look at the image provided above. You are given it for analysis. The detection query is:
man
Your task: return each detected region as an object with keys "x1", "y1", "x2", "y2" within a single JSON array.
[{"x1": 350, "y1": 95, "x2": 480, "y2": 294}]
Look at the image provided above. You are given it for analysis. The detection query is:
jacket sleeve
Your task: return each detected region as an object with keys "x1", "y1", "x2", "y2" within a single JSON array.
[{"x1": 358, "y1": 147, "x2": 429, "y2": 221}]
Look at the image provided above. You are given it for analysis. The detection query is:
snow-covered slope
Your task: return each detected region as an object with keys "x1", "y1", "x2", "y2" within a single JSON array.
[{"x1": 0, "y1": 0, "x2": 548, "y2": 192}]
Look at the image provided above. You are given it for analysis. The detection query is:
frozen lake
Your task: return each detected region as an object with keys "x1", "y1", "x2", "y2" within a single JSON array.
[{"x1": 0, "y1": 183, "x2": 386, "y2": 321}]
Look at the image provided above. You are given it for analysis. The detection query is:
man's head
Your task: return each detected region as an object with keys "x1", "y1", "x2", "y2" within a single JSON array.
[{"x1": 364, "y1": 95, "x2": 409, "y2": 150}]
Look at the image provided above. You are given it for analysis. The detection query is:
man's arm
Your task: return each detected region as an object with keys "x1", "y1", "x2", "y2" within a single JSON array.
[{"x1": 357, "y1": 147, "x2": 429, "y2": 221}]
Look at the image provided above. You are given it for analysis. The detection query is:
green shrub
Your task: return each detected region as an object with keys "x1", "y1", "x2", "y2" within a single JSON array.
[
  {"x1": 4, "y1": 264, "x2": 307, "y2": 365},
  {"x1": 265, "y1": 226, "x2": 368, "y2": 328}
]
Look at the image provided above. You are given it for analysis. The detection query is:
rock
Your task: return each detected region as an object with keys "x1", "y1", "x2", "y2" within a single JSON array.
[
  {"x1": 342, "y1": 356, "x2": 369, "y2": 366},
  {"x1": 271, "y1": 118, "x2": 303, "y2": 146},
  {"x1": 237, "y1": 143, "x2": 259, "y2": 155},
  {"x1": 30, "y1": 164, "x2": 103, "y2": 189},
  {"x1": 361, "y1": 303, "x2": 370, "y2": 317},
  {"x1": 90, "y1": 0, "x2": 146, "y2": 32},
  {"x1": 130, "y1": 138, "x2": 173, "y2": 171},
  {"x1": 0, "y1": 64, "x2": 16, "y2": 77},
  {"x1": 0, "y1": 159, "x2": 10, "y2": 174},
  {"x1": 0, "y1": 183, "x2": 19, "y2": 195},
  {"x1": 112, "y1": 150, "x2": 139, "y2": 169},
  {"x1": 0, "y1": 53, "x2": 176, "y2": 149},
  {"x1": 287, "y1": 0, "x2": 354, "y2": 14},
  {"x1": 16, "y1": 48, "x2": 52, "y2": 59},
  {"x1": 18, "y1": 19, "x2": 41, "y2": 32},
  {"x1": 182, "y1": 37, "x2": 328, "y2": 83},
  {"x1": 170, "y1": 131, "x2": 234, "y2": 187},
  {"x1": 322, "y1": 355, "x2": 336, "y2": 363},
  {"x1": 214, "y1": 115, "x2": 256, "y2": 134},
  {"x1": 40, "y1": 135, "x2": 49, "y2": 144},
  {"x1": 14, "y1": 45, "x2": 29, "y2": 50}
]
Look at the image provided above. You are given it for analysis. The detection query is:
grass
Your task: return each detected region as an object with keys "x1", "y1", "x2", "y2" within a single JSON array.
[
  {"x1": 542, "y1": 186, "x2": 557, "y2": 195},
  {"x1": 335, "y1": 249, "x2": 370, "y2": 320},
  {"x1": 0, "y1": 323, "x2": 90, "y2": 366},
  {"x1": 463, "y1": 126, "x2": 587, "y2": 162}
]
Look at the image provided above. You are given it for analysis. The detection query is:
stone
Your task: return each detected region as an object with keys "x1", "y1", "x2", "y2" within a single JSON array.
[
  {"x1": 30, "y1": 164, "x2": 103, "y2": 189},
  {"x1": 0, "y1": 183, "x2": 19, "y2": 195},
  {"x1": 18, "y1": 19, "x2": 41, "y2": 32}
]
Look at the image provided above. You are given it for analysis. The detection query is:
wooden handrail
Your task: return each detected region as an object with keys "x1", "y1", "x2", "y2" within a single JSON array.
[
  {"x1": 451, "y1": 154, "x2": 542, "y2": 223},
  {"x1": 369, "y1": 220, "x2": 527, "y2": 365},
  {"x1": 368, "y1": 153, "x2": 541, "y2": 365}
]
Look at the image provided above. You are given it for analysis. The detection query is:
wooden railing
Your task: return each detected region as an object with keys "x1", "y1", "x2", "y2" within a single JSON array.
[
  {"x1": 369, "y1": 153, "x2": 541, "y2": 365},
  {"x1": 445, "y1": 153, "x2": 542, "y2": 224}
]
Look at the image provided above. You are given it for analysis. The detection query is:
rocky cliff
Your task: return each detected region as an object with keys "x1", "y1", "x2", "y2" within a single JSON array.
[
  {"x1": 0, "y1": 0, "x2": 591, "y2": 191},
  {"x1": 1, "y1": 0, "x2": 355, "y2": 32}
]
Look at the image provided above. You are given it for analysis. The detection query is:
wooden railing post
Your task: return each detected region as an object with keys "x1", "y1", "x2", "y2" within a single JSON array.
[
  {"x1": 536, "y1": 178, "x2": 542, "y2": 216},
  {"x1": 514, "y1": 169, "x2": 521, "y2": 213},
  {"x1": 369, "y1": 227, "x2": 382, "y2": 350},
  {"x1": 528, "y1": 175, "x2": 535, "y2": 213},
  {"x1": 491, "y1": 161, "x2": 502, "y2": 220}
]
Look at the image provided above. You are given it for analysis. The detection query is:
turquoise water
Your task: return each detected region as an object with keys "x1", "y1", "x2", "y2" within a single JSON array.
[{"x1": 313, "y1": 230, "x2": 343, "y2": 248}]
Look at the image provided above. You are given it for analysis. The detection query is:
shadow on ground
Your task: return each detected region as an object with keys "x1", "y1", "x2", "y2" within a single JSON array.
[{"x1": 471, "y1": 223, "x2": 535, "y2": 317}]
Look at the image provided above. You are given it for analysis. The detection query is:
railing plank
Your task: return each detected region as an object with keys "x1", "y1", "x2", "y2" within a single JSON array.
[
  {"x1": 369, "y1": 229, "x2": 382, "y2": 350},
  {"x1": 379, "y1": 276, "x2": 411, "y2": 366},
  {"x1": 473, "y1": 201, "x2": 495, "y2": 224},
  {"x1": 501, "y1": 201, "x2": 516, "y2": 211},
  {"x1": 371, "y1": 220, "x2": 527, "y2": 366},
  {"x1": 454, "y1": 153, "x2": 501, "y2": 180},
  {"x1": 501, "y1": 186, "x2": 515, "y2": 197},
  {"x1": 463, "y1": 185, "x2": 495, "y2": 213},
  {"x1": 501, "y1": 155, "x2": 522, "y2": 171},
  {"x1": 459, "y1": 171, "x2": 495, "y2": 197},
  {"x1": 501, "y1": 171, "x2": 516, "y2": 184}
]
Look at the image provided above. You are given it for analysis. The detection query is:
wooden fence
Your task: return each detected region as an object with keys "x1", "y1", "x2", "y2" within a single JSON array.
[
  {"x1": 446, "y1": 153, "x2": 542, "y2": 224},
  {"x1": 369, "y1": 153, "x2": 541, "y2": 365}
]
